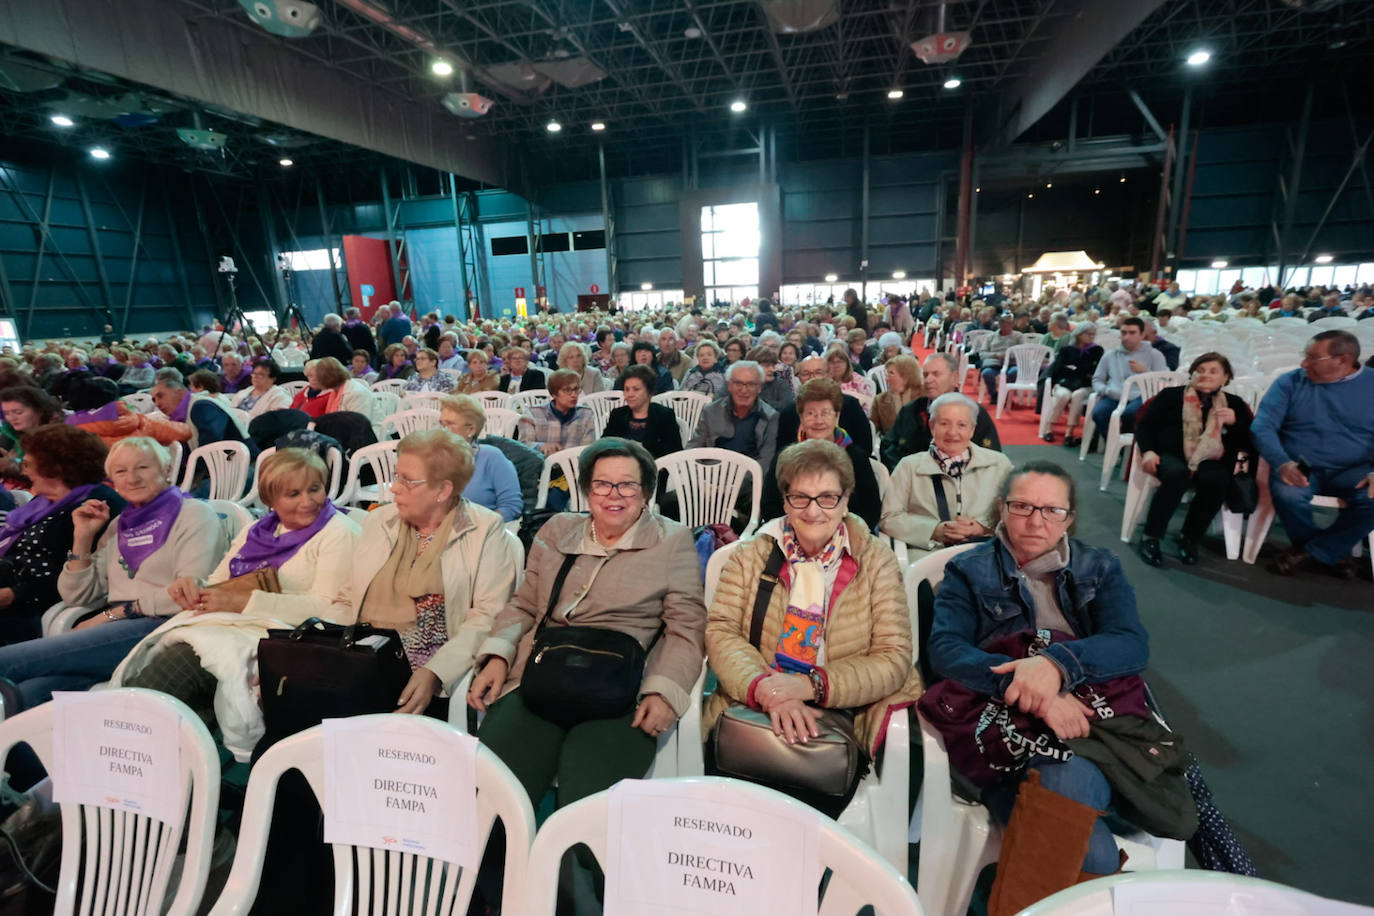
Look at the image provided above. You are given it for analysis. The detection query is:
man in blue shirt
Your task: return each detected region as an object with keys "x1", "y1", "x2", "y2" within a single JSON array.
[
  {"x1": 1252, "y1": 330, "x2": 1374, "y2": 578},
  {"x1": 1088, "y1": 317, "x2": 1167, "y2": 448},
  {"x1": 378, "y1": 302, "x2": 413, "y2": 349}
]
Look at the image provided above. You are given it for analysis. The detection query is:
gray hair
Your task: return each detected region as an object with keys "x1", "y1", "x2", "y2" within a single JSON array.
[
  {"x1": 929, "y1": 391, "x2": 980, "y2": 427},
  {"x1": 757, "y1": 330, "x2": 784, "y2": 349},
  {"x1": 1309, "y1": 330, "x2": 1361, "y2": 362},
  {"x1": 344, "y1": 307, "x2": 361, "y2": 319},
  {"x1": 922, "y1": 351, "x2": 959, "y2": 374},
  {"x1": 610, "y1": 341, "x2": 631, "y2": 356},
  {"x1": 322, "y1": 313, "x2": 343, "y2": 331},
  {"x1": 153, "y1": 367, "x2": 185, "y2": 389},
  {"x1": 725, "y1": 359, "x2": 762, "y2": 383},
  {"x1": 106, "y1": 436, "x2": 174, "y2": 480}
]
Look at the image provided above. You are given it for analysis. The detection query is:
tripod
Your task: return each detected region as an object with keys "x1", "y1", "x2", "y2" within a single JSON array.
[
  {"x1": 278, "y1": 265, "x2": 314, "y2": 345},
  {"x1": 215, "y1": 272, "x2": 261, "y2": 358}
]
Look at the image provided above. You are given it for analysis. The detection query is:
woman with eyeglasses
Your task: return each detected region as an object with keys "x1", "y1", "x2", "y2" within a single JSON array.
[
  {"x1": 352, "y1": 429, "x2": 522, "y2": 718},
  {"x1": 926, "y1": 461, "x2": 1151, "y2": 911},
  {"x1": 468, "y1": 437, "x2": 706, "y2": 810},
  {"x1": 703, "y1": 438, "x2": 920, "y2": 815},
  {"x1": 881, "y1": 392, "x2": 1012, "y2": 560}
]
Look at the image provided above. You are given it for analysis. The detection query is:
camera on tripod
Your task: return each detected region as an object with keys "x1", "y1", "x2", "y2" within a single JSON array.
[
  {"x1": 276, "y1": 254, "x2": 291, "y2": 273},
  {"x1": 217, "y1": 256, "x2": 238, "y2": 274}
]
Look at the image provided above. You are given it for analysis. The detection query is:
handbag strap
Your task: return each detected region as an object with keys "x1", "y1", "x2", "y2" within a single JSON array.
[
  {"x1": 930, "y1": 476, "x2": 952, "y2": 522},
  {"x1": 748, "y1": 543, "x2": 787, "y2": 649},
  {"x1": 531, "y1": 553, "x2": 579, "y2": 641}
]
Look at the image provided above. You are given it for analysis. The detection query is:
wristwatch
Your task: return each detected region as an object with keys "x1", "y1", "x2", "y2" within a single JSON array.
[
  {"x1": 65, "y1": 552, "x2": 89, "y2": 563},
  {"x1": 808, "y1": 667, "x2": 826, "y2": 704}
]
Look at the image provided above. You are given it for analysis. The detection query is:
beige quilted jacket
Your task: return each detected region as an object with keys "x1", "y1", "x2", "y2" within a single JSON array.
[{"x1": 703, "y1": 516, "x2": 923, "y2": 756}]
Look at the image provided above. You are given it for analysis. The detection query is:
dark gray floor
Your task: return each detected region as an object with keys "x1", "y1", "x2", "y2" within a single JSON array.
[{"x1": 1002, "y1": 444, "x2": 1374, "y2": 906}]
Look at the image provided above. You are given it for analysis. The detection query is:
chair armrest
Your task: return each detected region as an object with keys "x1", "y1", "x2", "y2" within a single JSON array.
[{"x1": 45, "y1": 604, "x2": 95, "y2": 636}]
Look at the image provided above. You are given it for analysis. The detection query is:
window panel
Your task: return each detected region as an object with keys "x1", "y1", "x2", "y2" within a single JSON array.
[
  {"x1": 1309, "y1": 266, "x2": 1333, "y2": 287},
  {"x1": 1333, "y1": 265, "x2": 1357, "y2": 287},
  {"x1": 1176, "y1": 270, "x2": 1197, "y2": 293}
]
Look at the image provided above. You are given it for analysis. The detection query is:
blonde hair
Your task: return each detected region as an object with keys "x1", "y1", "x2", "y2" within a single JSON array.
[
  {"x1": 258, "y1": 448, "x2": 329, "y2": 509},
  {"x1": 824, "y1": 343, "x2": 855, "y2": 382},
  {"x1": 439, "y1": 394, "x2": 486, "y2": 436},
  {"x1": 883, "y1": 354, "x2": 924, "y2": 399},
  {"x1": 397, "y1": 429, "x2": 474, "y2": 508},
  {"x1": 105, "y1": 436, "x2": 173, "y2": 481},
  {"x1": 557, "y1": 341, "x2": 588, "y2": 371},
  {"x1": 312, "y1": 356, "x2": 349, "y2": 389}
]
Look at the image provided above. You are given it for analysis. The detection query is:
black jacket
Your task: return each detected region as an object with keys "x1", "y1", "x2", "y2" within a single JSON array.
[
  {"x1": 310, "y1": 328, "x2": 354, "y2": 365},
  {"x1": 343, "y1": 322, "x2": 378, "y2": 361},
  {"x1": 760, "y1": 439, "x2": 882, "y2": 531},
  {"x1": 603, "y1": 403, "x2": 683, "y2": 459},
  {"x1": 612, "y1": 365, "x2": 674, "y2": 395},
  {"x1": 498, "y1": 367, "x2": 548, "y2": 393},
  {"x1": 1152, "y1": 337, "x2": 1181, "y2": 371},
  {"x1": 1133, "y1": 387, "x2": 1253, "y2": 465},
  {"x1": 880, "y1": 396, "x2": 1002, "y2": 470},
  {"x1": 1048, "y1": 344, "x2": 1104, "y2": 391},
  {"x1": 775, "y1": 395, "x2": 873, "y2": 459}
]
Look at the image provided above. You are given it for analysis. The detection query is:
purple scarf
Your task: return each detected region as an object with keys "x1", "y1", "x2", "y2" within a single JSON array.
[
  {"x1": 383, "y1": 362, "x2": 413, "y2": 380},
  {"x1": 0, "y1": 483, "x2": 99, "y2": 557},
  {"x1": 66, "y1": 402, "x2": 120, "y2": 425},
  {"x1": 166, "y1": 389, "x2": 191, "y2": 422},
  {"x1": 228, "y1": 500, "x2": 336, "y2": 577},
  {"x1": 117, "y1": 486, "x2": 184, "y2": 576}
]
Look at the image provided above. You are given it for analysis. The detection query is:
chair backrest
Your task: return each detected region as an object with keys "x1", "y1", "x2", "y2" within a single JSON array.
[
  {"x1": 402, "y1": 391, "x2": 445, "y2": 411},
  {"x1": 871, "y1": 456, "x2": 891, "y2": 502},
  {"x1": 1310, "y1": 315, "x2": 1357, "y2": 330},
  {"x1": 655, "y1": 448, "x2": 763, "y2": 534},
  {"x1": 1018, "y1": 869, "x2": 1318, "y2": 916},
  {"x1": 180, "y1": 440, "x2": 252, "y2": 501},
  {"x1": 372, "y1": 389, "x2": 402, "y2": 420},
  {"x1": 340, "y1": 440, "x2": 401, "y2": 506},
  {"x1": 382, "y1": 408, "x2": 440, "y2": 440},
  {"x1": 483, "y1": 407, "x2": 520, "y2": 439},
  {"x1": 369, "y1": 378, "x2": 407, "y2": 394},
  {"x1": 206, "y1": 716, "x2": 535, "y2": 916},
  {"x1": 475, "y1": 390, "x2": 511, "y2": 411},
  {"x1": 509, "y1": 390, "x2": 551, "y2": 415},
  {"x1": 651, "y1": 390, "x2": 711, "y2": 441},
  {"x1": 1006, "y1": 343, "x2": 1051, "y2": 375},
  {"x1": 1119, "y1": 370, "x2": 1186, "y2": 407},
  {"x1": 964, "y1": 329, "x2": 995, "y2": 352},
  {"x1": 534, "y1": 445, "x2": 589, "y2": 511},
  {"x1": 523, "y1": 777, "x2": 923, "y2": 916},
  {"x1": 0, "y1": 689, "x2": 219, "y2": 916},
  {"x1": 280, "y1": 380, "x2": 309, "y2": 398},
  {"x1": 866, "y1": 364, "x2": 889, "y2": 393},
  {"x1": 167, "y1": 440, "x2": 184, "y2": 480},
  {"x1": 903, "y1": 542, "x2": 983, "y2": 685},
  {"x1": 124, "y1": 391, "x2": 156, "y2": 414},
  {"x1": 704, "y1": 539, "x2": 743, "y2": 606},
  {"x1": 578, "y1": 390, "x2": 625, "y2": 435},
  {"x1": 206, "y1": 498, "x2": 255, "y2": 542}
]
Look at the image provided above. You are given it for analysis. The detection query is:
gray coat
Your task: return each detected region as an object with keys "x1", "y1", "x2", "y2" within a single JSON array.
[{"x1": 687, "y1": 396, "x2": 780, "y2": 473}]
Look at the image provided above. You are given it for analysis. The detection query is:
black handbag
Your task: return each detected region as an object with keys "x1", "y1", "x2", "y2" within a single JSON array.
[
  {"x1": 518, "y1": 554, "x2": 659, "y2": 729},
  {"x1": 1226, "y1": 452, "x2": 1259, "y2": 515},
  {"x1": 256, "y1": 617, "x2": 413, "y2": 754}
]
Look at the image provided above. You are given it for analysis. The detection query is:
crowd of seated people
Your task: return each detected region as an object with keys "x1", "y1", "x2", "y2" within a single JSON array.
[{"x1": 0, "y1": 280, "x2": 1368, "y2": 912}]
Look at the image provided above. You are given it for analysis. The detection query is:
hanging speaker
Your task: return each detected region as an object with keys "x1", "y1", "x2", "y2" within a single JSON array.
[
  {"x1": 911, "y1": 31, "x2": 971, "y2": 65},
  {"x1": 238, "y1": 0, "x2": 322, "y2": 38},
  {"x1": 442, "y1": 93, "x2": 494, "y2": 119}
]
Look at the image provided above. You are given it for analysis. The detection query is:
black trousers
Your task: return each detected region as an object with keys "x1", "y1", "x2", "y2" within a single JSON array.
[{"x1": 1143, "y1": 453, "x2": 1231, "y2": 539}]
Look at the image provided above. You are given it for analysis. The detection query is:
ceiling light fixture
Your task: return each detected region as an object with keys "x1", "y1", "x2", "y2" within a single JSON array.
[
  {"x1": 1119, "y1": 175, "x2": 1127, "y2": 183},
  {"x1": 730, "y1": 100, "x2": 747, "y2": 113},
  {"x1": 1315, "y1": 254, "x2": 1334, "y2": 264},
  {"x1": 975, "y1": 186, "x2": 981, "y2": 193},
  {"x1": 1094, "y1": 188, "x2": 1101, "y2": 195},
  {"x1": 279, "y1": 158, "x2": 294, "y2": 167},
  {"x1": 431, "y1": 59, "x2": 454, "y2": 76},
  {"x1": 887, "y1": 89, "x2": 904, "y2": 100},
  {"x1": 1211, "y1": 260, "x2": 1228, "y2": 269},
  {"x1": 641, "y1": 282, "x2": 653, "y2": 290},
  {"x1": 1186, "y1": 49, "x2": 1211, "y2": 67},
  {"x1": 824, "y1": 273, "x2": 838, "y2": 283},
  {"x1": 892, "y1": 270, "x2": 906, "y2": 280},
  {"x1": 89, "y1": 147, "x2": 111, "y2": 160},
  {"x1": 1027, "y1": 192, "x2": 1035, "y2": 199},
  {"x1": 684, "y1": 26, "x2": 702, "y2": 38},
  {"x1": 546, "y1": 120, "x2": 562, "y2": 133},
  {"x1": 943, "y1": 77, "x2": 962, "y2": 89},
  {"x1": 591, "y1": 122, "x2": 606, "y2": 132},
  {"x1": 50, "y1": 114, "x2": 74, "y2": 128},
  {"x1": 1045, "y1": 181, "x2": 1053, "y2": 189}
]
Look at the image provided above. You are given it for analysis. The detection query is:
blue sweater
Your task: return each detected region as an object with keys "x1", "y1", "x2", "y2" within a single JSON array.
[
  {"x1": 1251, "y1": 368, "x2": 1374, "y2": 473},
  {"x1": 463, "y1": 444, "x2": 523, "y2": 522}
]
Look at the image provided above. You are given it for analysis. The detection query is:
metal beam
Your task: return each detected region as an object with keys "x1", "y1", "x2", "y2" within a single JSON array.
[
  {"x1": 160, "y1": 181, "x2": 200, "y2": 333},
  {"x1": 256, "y1": 184, "x2": 289, "y2": 320},
  {"x1": 73, "y1": 171, "x2": 113, "y2": 325},
  {"x1": 315, "y1": 178, "x2": 345, "y2": 314},
  {"x1": 450, "y1": 174, "x2": 471, "y2": 321},
  {"x1": 379, "y1": 168, "x2": 404, "y2": 307},
  {"x1": 119, "y1": 185, "x2": 146, "y2": 334},
  {"x1": 1127, "y1": 90, "x2": 1167, "y2": 143},
  {"x1": 602, "y1": 0, "x2": 707, "y2": 114},
  {"x1": 753, "y1": 4, "x2": 799, "y2": 109},
  {"x1": 598, "y1": 142, "x2": 617, "y2": 299},
  {"x1": 1277, "y1": 83, "x2": 1314, "y2": 286},
  {"x1": 1299, "y1": 128, "x2": 1374, "y2": 263},
  {"x1": 1165, "y1": 87, "x2": 1192, "y2": 265}
]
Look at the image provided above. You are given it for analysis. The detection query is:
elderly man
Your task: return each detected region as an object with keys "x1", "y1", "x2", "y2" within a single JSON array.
[
  {"x1": 658, "y1": 328, "x2": 693, "y2": 384},
  {"x1": 1141, "y1": 318, "x2": 1180, "y2": 371},
  {"x1": 310, "y1": 313, "x2": 354, "y2": 364},
  {"x1": 881, "y1": 352, "x2": 1001, "y2": 469},
  {"x1": 1088, "y1": 316, "x2": 1167, "y2": 447},
  {"x1": 1306, "y1": 292, "x2": 1349, "y2": 323},
  {"x1": 688, "y1": 360, "x2": 780, "y2": 475},
  {"x1": 219, "y1": 352, "x2": 252, "y2": 393},
  {"x1": 1253, "y1": 330, "x2": 1374, "y2": 578},
  {"x1": 976, "y1": 314, "x2": 1024, "y2": 404},
  {"x1": 342, "y1": 306, "x2": 378, "y2": 365},
  {"x1": 1154, "y1": 281, "x2": 1188, "y2": 312},
  {"x1": 378, "y1": 302, "x2": 412, "y2": 349},
  {"x1": 775, "y1": 355, "x2": 870, "y2": 456},
  {"x1": 497, "y1": 346, "x2": 548, "y2": 392},
  {"x1": 151, "y1": 368, "x2": 253, "y2": 476}
]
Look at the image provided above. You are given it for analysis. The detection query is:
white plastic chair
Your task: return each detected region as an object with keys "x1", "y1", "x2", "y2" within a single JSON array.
[
  {"x1": 369, "y1": 378, "x2": 407, "y2": 394},
  {"x1": 1117, "y1": 444, "x2": 1243, "y2": 560},
  {"x1": 534, "y1": 445, "x2": 589, "y2": 511},
  {"x1": 240, "y1": 446, "x2": 345, "y2": 510},
  {"x1": 578, "y1": 390, "x2": 624, "y2": 435},
  {"x1": 338, "y1": 440, "x2": 400, "y2": 506},
  {"x1": 401, "y1": 390, "x2": 445, "y2": 411},
  {"x1": 872, "y1": 456, "x2": 891, "y2": 502},
  {"x1": 867, "y1": 364, "x2": 890, "y2": 393},
  {"x1": 475, "y1": 390, "x2": 511, "y2": 411},
  {"x1": 0, "y1": 689, "x2": 219, "y2": 916},
  {"x1": 207, "y1": 498, "x2": 255, "y2": 543},
  {"x1": 371, "y1": 390, "x2": 401, "y2": 424},
  {"x1": 280, "y1": 380, "x2": 309, "y2": 399},
  {"x1": 1019, "y1": 870, "x2": 1319, "y2": 916},
  {"x1": 483, "y1": 407, "x2": 520, "y2": 439},
  {"x1": 1078, "y1": 371, "x2": 1185, "y2": 491},
  {"x1": 382, "y1": 407, "x2": 440, "y2": 439},
  {"x1": 524, "y1": 777, "x2": 924, "y2": 916},
  {"x1": 1240, "y1": 457, "x2": 1374, "y2": 574},
  {"x1": 994, "y1": 343, "x2": 1051, "y2": 418},
  {"x1": 179, "y1": 441, "x2": 252, "y2": 501},
  {"x1": 1309, "y1": 315, "x2": 1358, "y2": 330},
  {"x1": 651, "y1": 390, "x2": 711, "y2": 441},
  {"x1": 654, "y1": 447, "x2": 763, "y2": 535},
  {"x1": 123, "y1": 391, "x2": 156, "y2": 414},
  {"x1": 509, "y1": 390, "x2": 551, "y2": 415},
  {"x1": 206, "y1": 716, "x2": 536, "y2": 916}
]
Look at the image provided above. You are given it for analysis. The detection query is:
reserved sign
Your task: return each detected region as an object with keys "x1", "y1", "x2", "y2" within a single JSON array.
[
  {"x1": 605, "y1": 779, "x2": 819, "y2": 915},
  {"x1": 322, "y1": 718, "x2": 479, "y2": 867},
  {"x1": 50, "y1": 691, "x2": 183, "y2": 826}
]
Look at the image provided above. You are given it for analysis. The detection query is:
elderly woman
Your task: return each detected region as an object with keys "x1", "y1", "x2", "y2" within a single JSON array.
[
  {"x1": 312, "y1": 355, "x2": 380, "y2": 431},
  {"x1": 403, "y1": 347, "x2": 455, "y2": 393},
  {"x1": 875, "y1": 331, "x2": 905, "y2": 366},
  {"x1": 681, "y1": 340, "x2": 727, "y2": 396},
  {"x1": 289, "y1": 360, "x2": 330, "y2": 419},
  {"x1": 378, "y1": 343, "x2": 415, "y2": 381},
  {"x1": 516, "y1": 368, "x2": 598, "y2": 458},
  {"x1": 926, "y1": 461, "x2": 1152, "y2": 910},
  {"x1": 724, "y1": 337, "x2": 747, "y2": 365},
  {"x1": 826, "y1": 343, "x2": 874, "y2": 400},
  {"x1": 609, "y1": 341, "x2": 632, "y2": 379},
  {"x1": 706, "y1": 439, "x2": 920, "y2": 814},
  {"x1": 231, "y1": 358, "x2": 292, "y2": 420},
  {"x1": 350, "y1": 349, "x2": 377, "y2": 384},
  {"x1": 350, "y1": 430, "x2": 520, "y2": 718},
  {"x1": 603, "y1": 364, "x2": 683, "y2": 459},
  {"x1": 872, "y1": 354, "x2": 923, "y2": 435},
  {"x1": 0, "y1": 426, "x2": 125, "y2": 644},
  {"x1": 114, "y1": 449, "x2": 360, "y2": 758},
  {"x1": 456, "y1": 349, "x2": 500, "y2": 394},
  {"x1": 1133, "y1": 352, "x2": 1253, "y2": 567},
  {"x1": 468, "y1": 437, "x2": 706, "y2": 808},
  {"x1": 845, "y1": 329, "x2": 876, "y2": 373},
  {"x1": 762, "y1": 379, "x2": 881, "y2": 530},
  {"x1": 558, "y1": 341, "x2": 605, "y2": 395},
  {"x1": 881, "y1": 392, "x2": 1013, "y2": 559},
  {"x1": 1039, "y1": 324, "x2": 1103, "y2": 445},
  {"x1": 438, "y1": 395, "x2": 523, "y2": 522},
  {"x1": 120, "y1": 351, "x2": 157, "y2": 390}
]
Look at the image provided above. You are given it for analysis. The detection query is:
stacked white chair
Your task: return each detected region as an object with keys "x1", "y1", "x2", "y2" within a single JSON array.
[
  {"x1": 280, "y1": 380, "x2": 309, "y2": 399},
  {"x1": 655, "y1": 447, "x2": 763, "y2": 535},
  {"x1": 867, "y1": 364, "x2": 889, "y2": 393},
  {"x1": 381, "y1": 407, "x2": 440, "y2": 439},
  {"x1": 651, "y1": 390, "x2": 711, "y2": 442},
  {"x1": 179, "y1": 441, "x2": 253, "y2": 501},
  {"x1": 994, "y1": 343, "x2": 1051, "y2": 418}
]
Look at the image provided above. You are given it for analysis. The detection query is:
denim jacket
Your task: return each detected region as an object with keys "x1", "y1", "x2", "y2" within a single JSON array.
[{"x1": 927, "y1": 538, "x2": 1149, "y2": 698}]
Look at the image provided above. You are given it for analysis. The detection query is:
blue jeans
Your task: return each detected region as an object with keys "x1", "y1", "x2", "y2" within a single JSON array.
[
  {"x1": 982, "y1": 365, "x2": 1017, "y2": 402},
  {"x1": 1091, "y1": 396, "x2": 1143, "y2": 441},
  {"x1": 1268, "y1": 465, "x2": 1374, "y2": 566},
  {"x1": 0, "y1": 616, "x2": 163, "y2": 710},
  {"x1": 984, "y1": 755, "x2": 1120, "y2": 875}
]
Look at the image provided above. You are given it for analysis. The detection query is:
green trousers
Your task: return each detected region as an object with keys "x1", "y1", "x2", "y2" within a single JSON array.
[{"x1": 477, "y1": 688, "x2": 657, "y2": 809}]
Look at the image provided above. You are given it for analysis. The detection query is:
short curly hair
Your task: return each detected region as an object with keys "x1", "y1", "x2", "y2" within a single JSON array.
[{"x1": 22, "y1": 425, "x2": 110, "y2": 487}]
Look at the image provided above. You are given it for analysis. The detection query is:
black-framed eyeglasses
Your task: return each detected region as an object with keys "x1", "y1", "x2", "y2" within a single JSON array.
[
  {"x1": 1003, "y1": 500, "x2": 1072, "y2": 522},
  {"x1": 784, "y1": 492, "x2": 845, "y2": 510},
  {"x1": 590, "y1": 479, "x2": 643, "y2": 497}
]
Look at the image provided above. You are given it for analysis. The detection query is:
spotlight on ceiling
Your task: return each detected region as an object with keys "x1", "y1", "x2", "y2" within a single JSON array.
[
  {"x1": 824, "y1": 273, "x2": 838, "y2": 283},
  {"x1": 1119, "y1": 175, "x2": 1127, "y2": 183},
  {"x1": 279, "y1": 158, "x2": 294, "y2": 167},
  {"x1": 1315, "y1": 254, "x2": 1334, "y2": 264},
  {"x1": 591, "y1": 122, "x2": 606, "y2": 132},
  {"x1": 1045, "y1": 181, "x2": 1053, "y2": 189},
  {"x1": 1211, "y1": 260, "x2": 1228, "y2": 269},
  {"x1": 730, "y1": 99, "x2": 747, "y2": 113},
  {"x1": 892, "y1": 270, "x2": 906, "y2": 280},
  {"x1": 1094, "y1": 188, "x2": 1101, "y2": 195},
  {"x1": 1186, "y1": 49, "x2": 1211, "y2": 67},
  {"x1": 89, "y1": 147, "x2": 111, "y2": 160},
  {"x1": 641, "y1": 282, "x2": 653, "y2": 290},
  {"x1": 1027, "y1": 192, "x2": 1035, "y2": 199},
  {"x1": 546, "y1": 120, "x2": 562, "y2": 133},
  {"x1": 887, "y1": 88, "x2": 904, "y2": 100},
  {"x1": 50, "y1": 114, "x2": 74, "y2": 128},
  {"x1": 431, "y1": 59, "x2": 453, "y2": 76},
  {"x1": 943, "y1": 77, "x2": 962, "y2": 89}
]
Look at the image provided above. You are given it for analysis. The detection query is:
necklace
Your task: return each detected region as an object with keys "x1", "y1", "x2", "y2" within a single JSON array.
[{"x1": 412, "y1": 528, "x2": 436, "y2": 555}]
